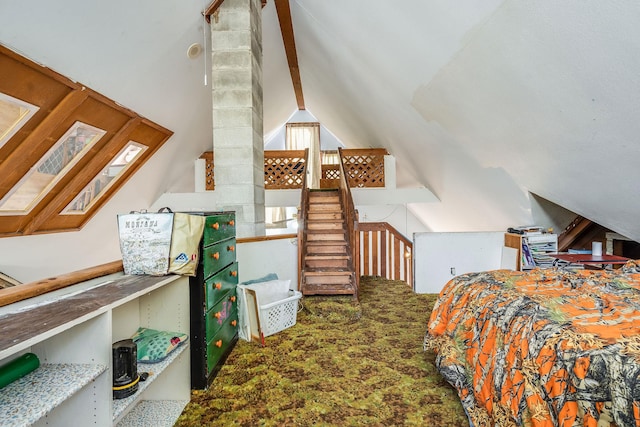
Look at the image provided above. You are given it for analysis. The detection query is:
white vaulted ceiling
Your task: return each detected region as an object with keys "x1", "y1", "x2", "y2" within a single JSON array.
[
  {"x1": 0, "y1": 0, "x2": 639, "y2": 280},
  {"x1": 269, "y1": 1, "x2": 640, "y2": 239}
]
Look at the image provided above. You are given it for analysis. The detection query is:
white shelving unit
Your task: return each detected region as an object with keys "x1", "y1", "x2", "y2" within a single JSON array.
[
  {"x1": 504, "y1": 232, "x2": 558, "y2": 270},
  {"x1": 0, "y1": 273, "x2": 191, "y2": 427}
]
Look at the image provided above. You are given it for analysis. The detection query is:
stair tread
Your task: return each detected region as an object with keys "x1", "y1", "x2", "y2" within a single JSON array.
[
  {"x1": 307, "y1": 216, "x2": 344, "y2": 220},
  {"x1": 307, "y1": 227, "x2": 344, "y2": 231},
  {"x1": 304, "y1": 267, "x2": 354, "y2": 274},
  {"x1": 303, "y1": 187, "x2": 353, "y2": 287},
  {"x1": 301, "y1": 288, "x2": 355, "y2": 296},
  {"x1": 305, "y1": 253, "x2": 350, "y2": 258},
  {"x1": 306, "y1": 247, "x2": 347, "y2": 255},
  {"x1": 308, "y1": 206, "x2": 341, "y2": 210}
]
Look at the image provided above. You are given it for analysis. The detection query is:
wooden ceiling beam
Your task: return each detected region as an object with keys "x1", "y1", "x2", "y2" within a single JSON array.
[
  {"x1": 274, "y1": 0, "x2": 305, "y2": 110},
  {"x1": 203, "y1": 1, "x2": 301, "y2": 107},
  {"x1": 203, "y1": 0, "x2": 268, "y2": 24},
  {"x1": 203, "y1": 0, "x2": 224, "y2": 24}
]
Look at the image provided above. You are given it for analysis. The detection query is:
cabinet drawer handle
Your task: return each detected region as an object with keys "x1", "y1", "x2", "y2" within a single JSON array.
[
  {"x1": 228, "y1": 220, "x2": 234, "y2": 226},
  {"x1": 231, "y1": 320, "x2": 237, "y2": 327},
  {"x1": 231, "y1": 270, "x2": 237, "y2": 277},
  {"x1": 211, "y1": 222, "x2": 219, "y2": 230},
  {"x1": 227, "y1": 245, "x2": 235, "y2": 252},
  {"x1": 214, "y1": 311, "x2": 221, "y2": 319},
  {"x1": 211, "y1": 252, "x2": 220, "y2": 260},
  {"x1": 230, "y1": 295, "x2": 236, "y2": 302},
  {"x1": 215, "y1": 340, "x2": 223, "y2": 348},
  {"x1": 215, "y1": 282, "x2": 222, "y2": 290}
]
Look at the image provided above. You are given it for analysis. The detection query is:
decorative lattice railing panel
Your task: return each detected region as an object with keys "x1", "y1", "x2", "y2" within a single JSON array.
[
  {"x1": 264, "y1": 150, "x2": 307, "y2": 189},
  {"x1": 322, "y1": 164, "x2": 340, "y2": 180},
  {"x1": 199, "y1": 151, "x2": 215, "y2": 190},
  {"x1": 341, "y1": 148, "x2": 387, "y2": 188},
  {"x1": 191, "y1": 149, "x2": 390, "y2": 192}
]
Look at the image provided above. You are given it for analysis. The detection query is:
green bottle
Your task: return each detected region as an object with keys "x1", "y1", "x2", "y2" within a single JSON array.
[{"x1": 0, "y1": 353, "x2": 40, "y2": 389}]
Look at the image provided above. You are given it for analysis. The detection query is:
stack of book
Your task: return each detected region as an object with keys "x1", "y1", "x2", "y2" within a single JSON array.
[
  {"x1": 527, "y1": 236, "x2": 558, "y2": 269},
  {"x1": 512, "y1": 226, "x2": 558, "y2": 270}
]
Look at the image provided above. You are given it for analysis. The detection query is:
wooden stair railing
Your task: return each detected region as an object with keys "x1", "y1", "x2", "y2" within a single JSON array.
[
  {"x1": 297, "y1": 149, "x2": 310, "y2": 290},
  {"x1": 338, "y1": 147, "x2": 360, "y2": 294},
  {"x1": 358, "y1": 222, "x2": 413, "y2": 288},
  {"x1": 558, "y1": 216, "x2": 593, "y2": 252}
]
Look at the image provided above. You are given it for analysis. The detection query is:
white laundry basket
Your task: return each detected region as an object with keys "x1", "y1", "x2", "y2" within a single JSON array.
[
  {"x1": 237, "y1": 279, "x2": 302, "y2": 345},
  {"x1": 259, "y1": 290, "x2": 303, "y2": 337}
]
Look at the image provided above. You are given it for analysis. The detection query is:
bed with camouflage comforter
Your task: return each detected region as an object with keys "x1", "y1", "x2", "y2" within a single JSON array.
[{"x1": 425, "y1": 260, "x2": 640, "y2": 427}]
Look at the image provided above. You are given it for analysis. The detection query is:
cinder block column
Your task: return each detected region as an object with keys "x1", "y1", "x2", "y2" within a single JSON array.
[{"x1": 211, "y1": 0, "x2": 265, "y2": 238}]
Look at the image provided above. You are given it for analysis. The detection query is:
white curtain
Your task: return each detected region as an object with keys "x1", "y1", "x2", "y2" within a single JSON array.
[
  {"x1": 286, "y1": 123, "x2": 320, "y2": 189},
  {"x1": 266, "y1": 206, "x2": 285, "y2": 228},
  {"x1": 322, "y1": 151, "x2": 339, "y2": 165}
]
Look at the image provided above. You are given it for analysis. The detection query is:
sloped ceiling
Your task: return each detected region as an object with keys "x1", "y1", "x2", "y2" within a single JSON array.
[
  {"x1": 0, "y1": 0, "x2": 639, "y2": 278},
  {"x1": 276, "y1": 1, "x2": 640, "y2": 240}
]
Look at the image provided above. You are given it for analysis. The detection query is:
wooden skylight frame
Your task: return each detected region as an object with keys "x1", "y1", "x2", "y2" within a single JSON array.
[
  {"x1": 0, "y1": 92, "x2": 39, "y2": 150},
  {"x1": 0, "y1": 121, "x2": 106, "y2": 215},
  {"x1": 0, "y1": 44, "x2": 173, "y2": 237}
]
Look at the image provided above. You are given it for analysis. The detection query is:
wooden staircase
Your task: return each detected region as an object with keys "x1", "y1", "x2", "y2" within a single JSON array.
[{"x1": 300, "y1": 189, "x2": 357, "y2": 296}]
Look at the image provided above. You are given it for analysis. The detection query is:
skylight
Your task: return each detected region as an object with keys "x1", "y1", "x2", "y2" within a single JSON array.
[
  {"x1": 0, "y1": 122, "x2": 105, "y2": 214},
  {"x1": 0, "y1": 44, "x2": 173, "y2": 237},
  {"x1": 0, "y1": 92, "x2": 38, "y2": 150},
  {"x1": 62, "y1": 141, "x2": 147, "y2": 214}
]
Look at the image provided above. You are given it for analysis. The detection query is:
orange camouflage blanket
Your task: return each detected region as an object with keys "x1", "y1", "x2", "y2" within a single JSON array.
[{"x1": 425, "y1": 260, "x2": 640, "y2": 427}]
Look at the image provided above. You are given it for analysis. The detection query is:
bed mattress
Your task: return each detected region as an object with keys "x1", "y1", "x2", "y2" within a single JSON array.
[{"x1": 425, "y1": 261, "x2": 640, "y2": 426}]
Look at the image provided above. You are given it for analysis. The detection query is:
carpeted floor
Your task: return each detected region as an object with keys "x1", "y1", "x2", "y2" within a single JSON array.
[{"x1": 174, "y1": 276, "x2": 468, "y2": 426}]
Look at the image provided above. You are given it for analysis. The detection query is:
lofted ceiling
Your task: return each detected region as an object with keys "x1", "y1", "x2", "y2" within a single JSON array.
[
  {"x1": 0, "y1": 0, "x2": 639, "y2": 279},
  {"x1": 266, "y1": 1, "x2": 640, "y2": 240}
]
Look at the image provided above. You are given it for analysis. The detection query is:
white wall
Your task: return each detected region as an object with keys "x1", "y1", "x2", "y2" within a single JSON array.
[
  {"x1": 263, "y1": 109, "x2": 345, "y2": 151},
  {"x1": 413, "y1": 231, "x2": 504, "y2": 294},
  {"x1": 357, "y1": 204, "x2": 429, "y2": 240},
  {"x1": 236, "y1": 238, "x2": 299, "y2": 290},
  {"x1": 0, "y1": 204, "x2": 124, "y2": 283}
]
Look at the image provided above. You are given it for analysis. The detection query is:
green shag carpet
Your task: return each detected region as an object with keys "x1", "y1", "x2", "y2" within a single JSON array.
[{"x1": 175, "y1": 276, "x2": 468, "y2": 426}]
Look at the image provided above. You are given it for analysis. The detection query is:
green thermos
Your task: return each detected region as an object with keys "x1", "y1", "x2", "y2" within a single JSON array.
[{"x1": 0, "y1": 352, "x2": 40, "y2": 389}]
